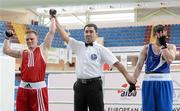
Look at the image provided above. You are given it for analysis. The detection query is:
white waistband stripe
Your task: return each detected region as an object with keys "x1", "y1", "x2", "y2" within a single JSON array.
[
  {"x1": 19, "y1": 81, "x2": 46, "y2": 89},
  {"x1": 143, "y1": 74, "x2": 171, "y2": 81}
]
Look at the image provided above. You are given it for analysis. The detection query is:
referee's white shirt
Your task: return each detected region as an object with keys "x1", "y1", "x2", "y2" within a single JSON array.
[{"x1": 68, "y1": 38, "x2": 118, "y2": 79}]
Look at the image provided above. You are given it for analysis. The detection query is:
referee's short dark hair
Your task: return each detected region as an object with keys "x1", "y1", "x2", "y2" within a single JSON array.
[{"x1": 84, "y1": 23, "x2": 98, "y2": 32}]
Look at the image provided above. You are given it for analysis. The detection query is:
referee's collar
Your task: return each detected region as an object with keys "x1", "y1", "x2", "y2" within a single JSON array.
[
  {"x1": 85, "y1": 42, "x2": 93, "y2": 47},
  {"x1": 84, "y1": 41, "x2": 98, "y2": 47}
]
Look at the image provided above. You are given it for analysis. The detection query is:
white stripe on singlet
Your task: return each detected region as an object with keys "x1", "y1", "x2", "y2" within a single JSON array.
[
  {"x1": 28, "y1": 51, "x2": 34, "y2": 67},
  {"x1": 37, "y1": 89, "x2": 46, "y2": 111}
]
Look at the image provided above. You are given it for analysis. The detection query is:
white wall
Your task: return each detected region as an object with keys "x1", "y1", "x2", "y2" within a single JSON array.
[{"x1": 0, "y1": 56, "x2": 15, "y2": 111}]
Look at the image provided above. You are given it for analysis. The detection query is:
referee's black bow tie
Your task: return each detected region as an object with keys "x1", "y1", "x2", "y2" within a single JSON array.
[{"x1": 85, "y1": 42, "x2": 93, "y2": 47}]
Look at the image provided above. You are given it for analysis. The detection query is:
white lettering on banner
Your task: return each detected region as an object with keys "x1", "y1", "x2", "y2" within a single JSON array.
[
  {"x1": 104, "y1": 107, "x2": 180, "y2": 111},
  {"x1": 105, "y1": 107, "x2": 141, "y2": 111}
]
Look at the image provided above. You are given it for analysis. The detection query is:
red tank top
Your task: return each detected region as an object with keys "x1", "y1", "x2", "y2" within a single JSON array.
[{"x1": 21, "y1": 47, "x2": 46, "y2": 82}]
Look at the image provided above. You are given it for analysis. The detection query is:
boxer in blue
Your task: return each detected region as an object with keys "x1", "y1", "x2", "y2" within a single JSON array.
[{"x1": 132, "y1": 24, "x2": 176, "y2": 111}]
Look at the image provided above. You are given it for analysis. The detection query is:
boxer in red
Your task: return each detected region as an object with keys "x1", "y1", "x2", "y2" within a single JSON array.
[{"x1": 3, "y1": 11, "x2": 56, "y2": 111}]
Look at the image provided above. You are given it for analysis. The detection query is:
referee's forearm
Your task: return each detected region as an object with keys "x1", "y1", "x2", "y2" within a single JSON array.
[{"x1": 114, "y1": 62, "x2": 128, "y2": 78}]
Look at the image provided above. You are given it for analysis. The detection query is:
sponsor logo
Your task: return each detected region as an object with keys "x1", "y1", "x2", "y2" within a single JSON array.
[
  {"x1": 117, "y1": 83, "x2": 139, "y2": 97},
  {"x1": 24, "y1": 83, "x2": 32, "y2": 88}
]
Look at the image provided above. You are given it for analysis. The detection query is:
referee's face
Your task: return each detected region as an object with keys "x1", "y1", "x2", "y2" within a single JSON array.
[{"x1": 84, "y1": 27, "x2": 97, "y2": 43}]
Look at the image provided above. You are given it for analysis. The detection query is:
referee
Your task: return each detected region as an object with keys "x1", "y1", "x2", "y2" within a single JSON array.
[{"x1": 55, "y1": 19, "x2": 136, "y2": 111}]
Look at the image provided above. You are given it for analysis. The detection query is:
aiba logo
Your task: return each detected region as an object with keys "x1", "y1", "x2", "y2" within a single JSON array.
[{"x1": 117, "y1": 83, "x2": 139, "y2": 97}]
